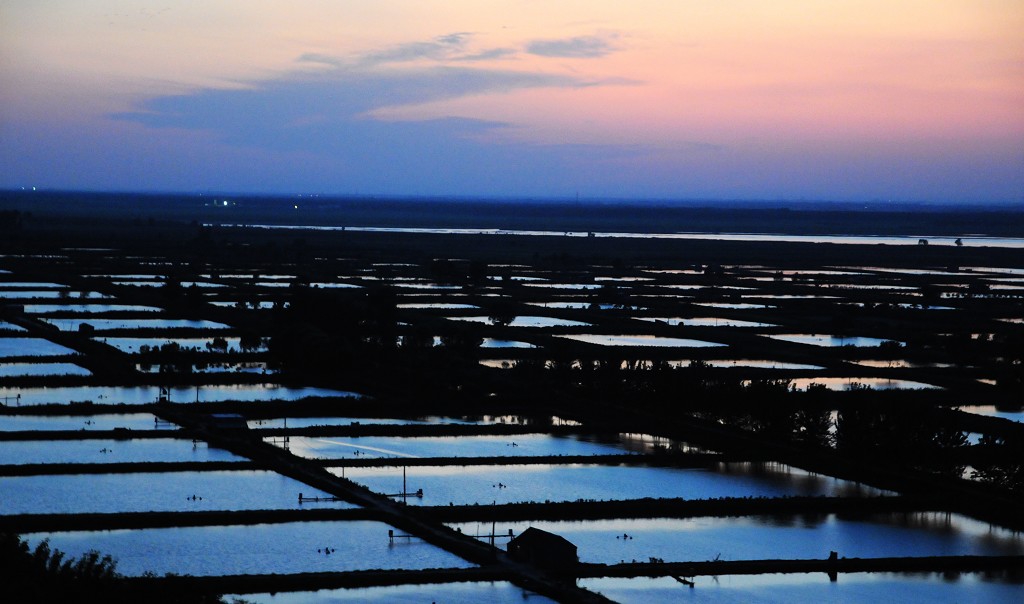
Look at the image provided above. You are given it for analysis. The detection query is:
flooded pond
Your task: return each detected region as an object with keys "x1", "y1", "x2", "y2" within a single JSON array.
[
  {"x1": 278, "y1": 434, "x2": 630, "y2": 460},
  {"x1": 959, "y1": 405, "x2": 1023, "y2": 423},
  {"x1": 333, "y1": 462, "x2": 885, "y2": 507},
  {"x1": 0, "y1": 384, "x2": 361, "y2": 406},
  {"x1": 0, "y1": 470, "x2": 354, "y2": 514},
  {"x1": 24, "y1": 520, "x2": 472, "y2": 577},
  {"x1": 23, "y1": 304, "x2": 163, "y2": 314},
  {"x1": 0, "y1": 291, "x2": 112, "y2": 299},
  {"x1": 453, "y1": 513, "x2": 1022, "y2": 566},
  {"x1": 556, "y1": 334, "x2": 726, "y2": 348},
  {"x1": 0, "y1": 338, "x2": 79, "y2": 357},
  {"x1": 397, "y1": 303, "x2": 480, "y2": 309},
  {"x1": 765, "y1": 334, "x2": 898, "y2": 348},
  {"x1": 0, "y1": 413, "x2": 172, "y2": 432},
  {"x1": 635, "y1": 317, "x2": 776, "y2": 328},
  {"x1": 580, "y1": 572, "x2": 1023, "y2": 604},
  {"x1": 706, "y1": 360, "x2": 824, "y2": 370},
  {"x1": 0, "y1": 321, "x2": 27, "y2": 331},
  {"x1": 449, "y1": 316, "x2": 591, "y2": 328},
  {"x1": 43, "y1": 318, "x2": 230, "y2": 331},
  {"x1": 0, "y1": 362, "x2": 90, "y2": 377},
  {"x1": 0, "y1": 438, "x2": 245, "y2": 465},
  {"x1": 481, "y1": 339, "x2": 537, "y2": 349},
  {"x1": 232, "y1": 582, "x2": 555, "y2": 604}
]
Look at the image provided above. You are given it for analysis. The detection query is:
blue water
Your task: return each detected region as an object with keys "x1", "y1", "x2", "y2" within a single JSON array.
[
  {"x1": 0, "y1": 471, "x2": 354, "y2": 514},
  {"x1": 231, "y1": 582, "x2": 556, "y2": 603},
  {"x1": 335, "y1": 462, "x2": 885, "y2": 507},
  {"x1": 0, "y1": 438, "x2": 244, "y2": 465},
  {"x1": 24, "y1": 520, "x2": 471, "y2": 576},
  {"x1": 580, "y1": 573, "x2": 1023, "y2": 603}
]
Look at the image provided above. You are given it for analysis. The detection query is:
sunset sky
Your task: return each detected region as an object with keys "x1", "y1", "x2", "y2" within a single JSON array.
[{"x1": 2, "y1": 1, "x2": 1022, "y2": 202}]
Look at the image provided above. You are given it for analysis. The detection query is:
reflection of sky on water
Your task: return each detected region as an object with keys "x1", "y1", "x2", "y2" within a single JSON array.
[
  {"x1": 0, "y1": 338, "x2": 78, "y2": 357},
  {"x1": 335, "y1": 462, "x2": 885, "y2": 507},
  {"x1": 280, "y1": 434, "x2": 627, "y2": 460},
  {"x1": 0, "y1": 362, "x2": 90, "y2": 377},
  {"x1": 25, "y1": 521, "x2": 471, "y2": 577},
  {"x1": 581, "y1": 572, "x2": 1023, "y2": 604},
  {"x1": 557, "y1": 334, "x2": 726, "y2": 348},
  {"x1": 451, "y1": 514, "x2": 1022, "y2": 565},
  {"x1": 0, "y1": 471, "x2": 354, "y2": 515},
  {"x1": 233, "y1": 582, "x2": 555, "y2": 604},
  {"x1": 0, "y1": 413, "x2": 170, "y2": 431},
  {"x1": 0, "y1": 438, "x2": 243, "y2": 465},
  {"x1": 0, "y1": 384, "x2": 360, "y2": 405}
]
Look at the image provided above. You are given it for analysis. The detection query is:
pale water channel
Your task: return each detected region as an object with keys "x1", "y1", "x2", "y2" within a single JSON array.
[
  {"x1": 0, "y1": 471, "x2": 353, "y2": 514},
  {"x1": 24, "y1": 520, "x2": 472, "y2": 577},
  {"x1": 43, "y1": 318, "x2": 230, "y2": 331},
  {"x1": 333, "y1": 463, "x2": 885, "y2": 507}
]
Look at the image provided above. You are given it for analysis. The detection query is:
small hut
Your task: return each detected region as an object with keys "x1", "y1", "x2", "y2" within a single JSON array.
[{"x1": 507, "y1": 527, "x2": 578, "y2": 570}]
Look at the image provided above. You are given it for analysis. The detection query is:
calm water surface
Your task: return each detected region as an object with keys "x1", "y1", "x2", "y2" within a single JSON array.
[
  {"x1": 280, "y1": 434, "x2": 629, "y2": 460},
  {"x1": 580, "y1": 573, "x2": 1023, "y2": 603},
  {"x1": 450, "y1": 514, "x2": 1022, "y2": 565},
  {"x1": 25, "y1": 520, "x2": 471, "y2": 577},
  {"x1": 334, "y1": 462, "x2": 884, "y2": 506},
  {"x1": 0, "y1": 471, "x2": 353, "y2": 514},
  {"x1": 0, "y1": 384, "x2": 360, "y2": 405},
  {"x1": 0, "y1": 362, "x2": 90, "y2": 377},
  {"x1": 0, "y1": 413, "x2": 171, "y2": 431},
  {"x1": 0, "y1": 338, "x2": 79, "y2": 357},
  {"x1": 232, "y1": 582, "x2": 555, "y2": 603},
  {"x1": 0, "y1": 438, "x2": 244, "y2": 465}
]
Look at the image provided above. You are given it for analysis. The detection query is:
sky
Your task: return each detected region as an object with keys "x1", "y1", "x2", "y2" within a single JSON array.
[{"x1": 1, "y1": 1, "x2": 1022, "y2": 203}]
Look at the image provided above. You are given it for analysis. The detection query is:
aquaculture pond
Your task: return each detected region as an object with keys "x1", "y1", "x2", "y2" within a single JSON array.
[
  {"x1": 0, "y1": 413, "x2": 172, "y2": 432},
  {"x1": 765, "y1": 334, "x2": 897, "y2": 347},
  {"x1": 0, "y1": 291, "x2": 112, "y2": 299},
  {"x1": 0, "y1": 384, "x2": 360, "y2": 405},
  {"x1": 448, "y1": 316, "x2": 591, "y2": 328},
  {"x1": 579, "y1": 572, "x2": 1023, "y2": 604},
  {"x1": 0, "y1": 362, "x2": 90, "y2": 377},
  {"x1": 43, "y1": 318, "x2": 230, "y2": 331},
  {"x1": 0, "y1": 471, "x2": 353, "y2": 515},
  {"x1": 451, "y1": 513, "x2": 1023, "y2": 566},
  {"x1": 635, "y1": 317, "x2": 776, "y2": 328},
  {"x1": 278, "y1": 433, "x2": 631, "y2": 460},
  {"x1": 22, "y1": 304, "x2": 164, "y2": 314},
  {"x1": 333, "y1": 462, "x2": 885, "y2": 507},
  {"x1": 480, "y1": 338, "x2": 537, "y2": 349},
  {"x1": 556, "y1": 334, "x2": 727, "y2": 348},
  {"x1": 0, "y1": 438, "x2": 245, "y2": 465},
  {"x1": 0, "y1": 338, "x2": 79, "y2": 357},
  {"x1": 0, "y1": 321, "x2": 26, "y2": 331},
  {"x1": 24, "y1": 520, "x2": 473, "y2": 577},
  {"x1": 231, "y1": 582, "x2": 556, "y2": 604},
  {"x1": 705, "y1": 360, "x2": 824, "y2": 370}
]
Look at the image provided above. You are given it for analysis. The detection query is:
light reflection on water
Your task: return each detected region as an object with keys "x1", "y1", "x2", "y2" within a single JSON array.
[
  {"x1": 0, "y1": 384, "x2": 360, "y2": 405},
  {"x1": 334, "y1": 462, "x2": 885, "y2": 507},
  {"x1": 24, "y1": 521, "x2": 471, "y2": 577},
  {"x1": 450, "y1": 514, "x2": 1022, "y2": 566},
  {"x1": 580, "y1": 572, "x2": 1024, "y2": 604},
  {"x1": 0, "y1": 438, "x2": 244, "y2": 465},
  {"x1": 232, "y1": 582, "x2": 556, "y2": 603},
  {"x1": 280, "y1": 434, "x2": 629, "y2": 460},
  {"x1": 0, "y1": 413, "x2": 170, "y2": 432},
  {"x1": 0, "y1": 471, "x2": 353, "y2": 514}
]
